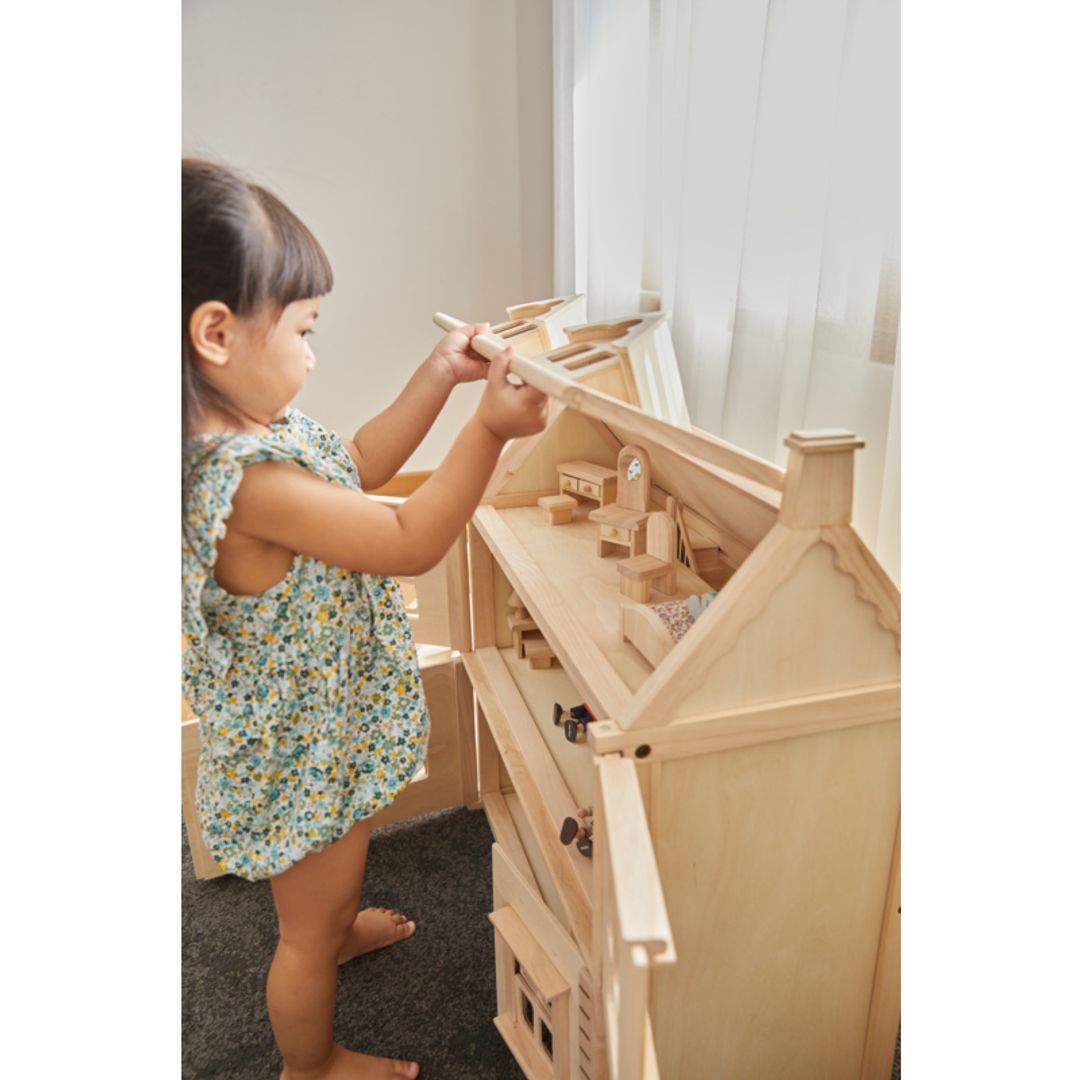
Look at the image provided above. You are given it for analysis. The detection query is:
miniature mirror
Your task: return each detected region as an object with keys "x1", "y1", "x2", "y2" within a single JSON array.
[{"x1": 626, "y1": 456, "x2": 642, "y2": 482}]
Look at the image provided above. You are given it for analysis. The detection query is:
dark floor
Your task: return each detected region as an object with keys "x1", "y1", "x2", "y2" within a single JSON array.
[
  {"x1": 183, "y1": 805, "x2": 900, "y2": 1079},
  {"x1": 182, "y1": 805, "x2": 526, "y2": 1080}
]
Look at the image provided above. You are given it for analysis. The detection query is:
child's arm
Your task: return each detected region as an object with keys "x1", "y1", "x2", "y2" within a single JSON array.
[
  {"x1": 225, "y1": 348, "x2": 547, "y2": 577},
  {"x1": 344, "y1": 324, "x2": 491, "y2": 490}
]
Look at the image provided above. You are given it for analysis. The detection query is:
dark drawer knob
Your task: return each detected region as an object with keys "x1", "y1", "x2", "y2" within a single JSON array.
[{"x1": 560, "y1": 811, "x2": 594, "y2": 859}]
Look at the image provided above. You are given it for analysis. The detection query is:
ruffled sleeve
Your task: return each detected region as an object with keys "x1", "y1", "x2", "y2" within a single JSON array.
[{"x1": 181, "y1": 429, "x2": 325, "y2": 646}]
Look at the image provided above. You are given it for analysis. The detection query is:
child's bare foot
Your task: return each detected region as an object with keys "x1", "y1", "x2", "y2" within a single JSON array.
[
  {"x1": 281, "y1": 1044, "x2": 419, "y2": 1079},
  {"x1": 337, "y1": 907, "x2": 417, "y2": 965}
]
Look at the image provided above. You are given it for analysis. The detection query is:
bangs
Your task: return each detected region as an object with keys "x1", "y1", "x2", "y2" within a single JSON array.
[{"x1": 244, "y1": 186, "x2": 334, "y2": 314}]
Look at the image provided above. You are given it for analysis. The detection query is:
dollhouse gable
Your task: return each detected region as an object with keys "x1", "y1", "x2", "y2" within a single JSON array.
[{"x1": 623, "y1": 524, "x2": 901, "y2": 726}]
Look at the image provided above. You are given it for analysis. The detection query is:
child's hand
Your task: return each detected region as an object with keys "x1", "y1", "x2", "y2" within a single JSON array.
[
  {"x1": 475, "y1": 348, "x2": 549, "y2": 441},
  {"x1": 429, "y1": 323, "x2": 492, "y2": 384}
]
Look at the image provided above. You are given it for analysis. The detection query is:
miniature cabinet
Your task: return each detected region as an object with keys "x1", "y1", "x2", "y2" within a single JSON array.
[{"x1": 182, "y1": 298, "x2": 900, "y2": 1080}]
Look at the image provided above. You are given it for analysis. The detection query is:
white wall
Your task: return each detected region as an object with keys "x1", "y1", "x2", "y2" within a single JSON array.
[{"x1": 183, "y1": 0, "x2": 553, "y2": 470}]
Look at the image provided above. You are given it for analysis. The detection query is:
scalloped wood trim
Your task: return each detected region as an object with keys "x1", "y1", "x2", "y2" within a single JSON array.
[{"x1": 821, "y1": 525, "x2": 900, "y2": 645}]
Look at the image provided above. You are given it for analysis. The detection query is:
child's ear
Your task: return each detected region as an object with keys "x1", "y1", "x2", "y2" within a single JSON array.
[{"x1": 190, "y1": 301, "x2": 235, "y2": 367}]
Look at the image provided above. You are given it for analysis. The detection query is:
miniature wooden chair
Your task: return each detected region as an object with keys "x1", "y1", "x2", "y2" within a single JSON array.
[
  {"x1": 588, "y1": 445, "x2": 652, "y2": 558},
  {"x1": 617, "y1": 512, "x2": 677, "y2": 603}
]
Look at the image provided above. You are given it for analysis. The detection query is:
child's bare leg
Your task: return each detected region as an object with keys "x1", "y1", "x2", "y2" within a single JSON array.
[{"x1": 268, "y1": 819, "x2": 420, "y2": 1079}]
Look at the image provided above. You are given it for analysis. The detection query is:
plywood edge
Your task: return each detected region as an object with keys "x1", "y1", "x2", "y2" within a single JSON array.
[
  {"x1": 181, "y1": 717, "x2": 226, "y2": 881},
  {"x1": 490, "y1": 906, "x2": 570, "y2": 1002},
  {"x1": 590, "y1": 682, "x2": 901, "y2": 760},
  {"x1": 367, "y1": 470, "x2": 434, "y2": 498},
  {"x1": 860, "y1": 819, "x2": 901, "y2": 1080},
  {"x1": 596, "y1": 755, "x2": 676, "y2": 963},
  {"x1": 483, "y1": 791, "x2": 542, "y2": 895},
  {"x1": 471, "y1": 506, "x2": 632, "y2": 720},
  {"x1": 822, "y1": 525, "x2": 901, "y2": 644},
  {"x1": 622, "y1": 525, "x2": 820, "y2": 728},
  {"x1": 493, "y1": 842, "x2": 585, "y2": 985}
]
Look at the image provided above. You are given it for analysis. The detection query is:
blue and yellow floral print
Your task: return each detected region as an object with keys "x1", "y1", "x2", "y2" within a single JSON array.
[{"x1": 182, "y1": 408, "x2": 429, "y2": 880}]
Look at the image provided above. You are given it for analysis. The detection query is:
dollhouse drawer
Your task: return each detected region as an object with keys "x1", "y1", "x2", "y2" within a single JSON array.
[
  {"x1": 560, "y1": 476, "x2": 580, "y2": 495},
  {"x1": 598, "y1": 524, "x2": 625, "y2": 542},
  {"x1": 577, "y1": 480, "x2": 601, "y2": 500}
]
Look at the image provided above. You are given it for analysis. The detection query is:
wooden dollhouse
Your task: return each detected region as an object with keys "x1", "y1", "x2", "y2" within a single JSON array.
[{"x1": 182, "y1": 297, "x2": 900, "y2": 1080}]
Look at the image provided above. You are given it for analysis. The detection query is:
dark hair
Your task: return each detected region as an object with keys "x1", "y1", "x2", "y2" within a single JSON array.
[{"x1": 181, "y1": 158, "x2": 334, "y2": 439}]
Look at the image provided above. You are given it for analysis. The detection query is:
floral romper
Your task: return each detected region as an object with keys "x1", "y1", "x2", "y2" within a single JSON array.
[{"x1": 182, "y1": 408, "x2": 429, "y2": 880}]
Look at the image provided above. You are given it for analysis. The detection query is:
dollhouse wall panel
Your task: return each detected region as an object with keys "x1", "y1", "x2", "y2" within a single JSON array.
[
  {"x1": 649, "y1": 719, "x2": 900, "y2": 1080},
  {"x1": 670, "y1": 541, "x2": 901, "y2": 719},
  {"x1": 497, "y1": 408, "x2": 619, "y2": 496},
  {"x1": 604, "y1": 422, "x2": 780, "y2": 556}
]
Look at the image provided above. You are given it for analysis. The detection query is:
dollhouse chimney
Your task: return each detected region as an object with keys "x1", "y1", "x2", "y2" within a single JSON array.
[{"x1": 779, "y1": 429, "x2": 866, "y2": 529}]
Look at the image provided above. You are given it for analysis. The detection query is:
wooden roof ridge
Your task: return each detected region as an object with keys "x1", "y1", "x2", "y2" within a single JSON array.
[{"x1": 820, "y1": 524, "x2": 901, "y2": 643}]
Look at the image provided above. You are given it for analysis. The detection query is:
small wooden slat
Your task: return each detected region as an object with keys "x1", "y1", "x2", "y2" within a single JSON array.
[
  {"x1": 367, "y1": 469, "x2": 433, "y2": 497},
  {"x1": 181, "y1": 717, "x2": 225, "y2": 880},
  {"x1": 475, "y1": 701, "x2": 502, "y2": 800},
  {"x1": 455, "y1": 659, "x2": 481, "y2": 809},
  {"x1": 621, "y1": 524, "x2": 820, "y2": 729},
  {"x1": 822, "y1": 524, "x2": 901, "y2": 642},
  {"x1": 484, "y1": 805, "x2": 543, "y2": 906},
  {"x1": 594, "y1": 755, "x2": 666, "y2": 1080},
  {"x1": 490, "y1": 906, "x2": 570, "y2": 1003},
  {"x1": 433, "y1": 312, "x2": 786, "y2": 492},
  {"x1": 463, "y1": 648, "x2": 594, "y2": 952},
  {"x1": 446, "y1": 530, "x2": 473, "y2": 652},
  {"x1": 596, "y1": 754, "x2": 675, "y2": 961},
  {"x1": 467, "y1": 523, "x2": 497, "y2": 648},
  {"x1": 860, "y1": 820, "x2": 901, "y2": 1080},
  {"x1": 494, "y1": 1014, "x2": 559, "y2": 1080},
  {"x1": 473, "y1": 505, "x2": 631, "y2": 721},
  {"x1": 493, "y1": 843, "x2": 585, "y2": 985},
  {"x1": 487, "y1": 489, "x2": 562, "y2": 509},
  {"x1": 589, "y1": 682, "x2": 902, "y2": 761}
]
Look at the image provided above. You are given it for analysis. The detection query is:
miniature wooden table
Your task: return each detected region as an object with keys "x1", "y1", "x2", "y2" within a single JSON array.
[{"x1": 556, "y1": 460, "x2": 617, "y2": 506}]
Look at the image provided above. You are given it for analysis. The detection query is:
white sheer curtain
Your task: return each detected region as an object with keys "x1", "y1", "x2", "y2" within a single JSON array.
[{"x1": 554, "y1": 0, "x2": 900, "y2": 582}]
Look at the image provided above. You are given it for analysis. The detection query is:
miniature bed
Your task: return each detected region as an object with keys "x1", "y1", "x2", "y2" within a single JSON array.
[{"x1": 182, "y1": 296, "x2": 901, "y2": 1080}]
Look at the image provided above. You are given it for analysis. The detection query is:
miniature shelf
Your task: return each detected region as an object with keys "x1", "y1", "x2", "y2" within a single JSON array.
[
  {"x1": 499, "y1": 647, "x2": 595, "y2": 811},
  {"x1": 462, "y1": 646, "x2": 595, "y2": 951}
]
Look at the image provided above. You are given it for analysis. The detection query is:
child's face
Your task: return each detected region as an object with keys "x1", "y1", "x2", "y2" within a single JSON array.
[{"x1": 233, "y1": 297, "x2": 321, "y2": 421}]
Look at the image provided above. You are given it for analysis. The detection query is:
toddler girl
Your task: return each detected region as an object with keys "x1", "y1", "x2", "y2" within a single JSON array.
[{"x1": 181, "y1": 158, "x2": 548, "y2": 1079}]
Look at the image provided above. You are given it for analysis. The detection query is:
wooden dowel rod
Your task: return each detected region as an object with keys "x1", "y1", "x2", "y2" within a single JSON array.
[{"x1": 432, "y1": 311, "x2": 786, "y2": 492}]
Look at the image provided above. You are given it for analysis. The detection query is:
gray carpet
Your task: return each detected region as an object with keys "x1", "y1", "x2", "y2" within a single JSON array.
[
  {"x1": 183, "y1": 805, "x2": 900, "y2": 1079},
  {"x1": 182, "y1": 805, "x2": 526, "y2": 1080}
]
